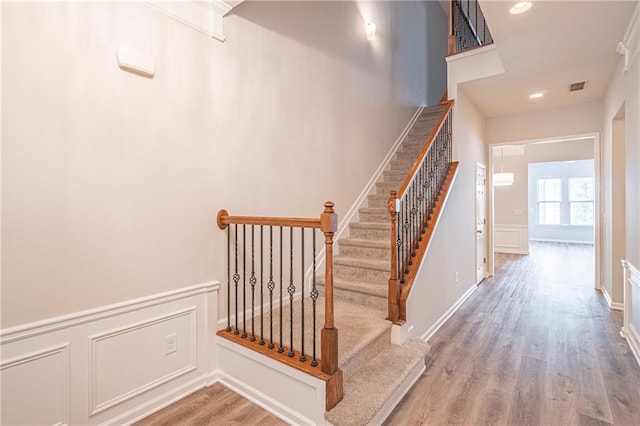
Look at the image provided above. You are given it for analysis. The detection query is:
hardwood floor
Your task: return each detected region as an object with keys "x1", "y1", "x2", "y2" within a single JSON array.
[
  {"x1": 385, "y1": 242, "x2": 640, "y2": 426},
  {"x1": 135, "y1": 242, "x2": 638, "y2": 426},
  {"x1": 133, "y1": 383, "x2": 286, "y2": 426}
]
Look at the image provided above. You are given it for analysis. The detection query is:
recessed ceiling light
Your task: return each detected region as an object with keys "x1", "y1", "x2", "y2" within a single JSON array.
[
  {"x1": 510, "y1": 2, "x2": 532, "y2": 14},
  {"x1": 529, "y1": 92, "x2": 544, "y2": 99}
]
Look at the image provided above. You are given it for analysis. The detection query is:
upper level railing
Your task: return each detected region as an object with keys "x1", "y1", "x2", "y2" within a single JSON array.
[
  {"x1": 449, "y1": 0, "x2": 494, "y2": 55},
  {"x1": 216, "y1": 202, "x2": 343, "y2": 410},
  {"x1": 387, "y1": 101, "x2": 458, "y2": 324}
]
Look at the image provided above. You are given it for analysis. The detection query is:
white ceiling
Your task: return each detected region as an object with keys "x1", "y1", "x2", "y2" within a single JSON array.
[{"x1": 460, "y1": 0, "x2": 637, "y2": 118}]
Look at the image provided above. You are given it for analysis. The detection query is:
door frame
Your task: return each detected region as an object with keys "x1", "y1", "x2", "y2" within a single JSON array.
[
  {"x1": 487, "y1": 132, "x2": 601, "y2": 291},
  {"x1": 475, "y1": 162, "x2": 487, "y2": 284}
]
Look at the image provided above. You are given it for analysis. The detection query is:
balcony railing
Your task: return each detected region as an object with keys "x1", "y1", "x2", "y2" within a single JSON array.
[{"x1": 449, "y1": 0, "x2": 494, "y2": 55}]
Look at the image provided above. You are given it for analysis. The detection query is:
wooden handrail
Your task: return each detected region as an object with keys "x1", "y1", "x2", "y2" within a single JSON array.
[
  {"x1": 218, "y1": 211, "x2": 322, "y2": 230},
  {"x1": 397, "y1": 100, "x2": 454, "y2": 198}
]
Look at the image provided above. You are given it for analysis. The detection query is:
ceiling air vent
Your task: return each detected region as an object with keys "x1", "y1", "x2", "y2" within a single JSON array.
[{"x1": 569, "y1": 81, "x2": 587, "y2": 92}]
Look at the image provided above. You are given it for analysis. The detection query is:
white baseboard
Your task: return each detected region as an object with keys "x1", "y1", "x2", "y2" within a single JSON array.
[
  {"x1": 118, "y1": 375, "x2": 208, "y2": 425},
  {"x1": 421, "y1": 283, "x2": 478, "y2": 343},
  {"x1": 622, "y1": 323, "x2": 640, "y2": 368},
  {"x1": 622, "y1": 259, "x2": 640, "y2": 367},
  {"x1": 601, "y1": 286, "x2": 624, "y2": 311},
  {"x1": 0, "y1": 282, "x2": 219, "y2": 426},
  {"x1": 529, "y1": 238, "x2": 594, "y2": 245}
]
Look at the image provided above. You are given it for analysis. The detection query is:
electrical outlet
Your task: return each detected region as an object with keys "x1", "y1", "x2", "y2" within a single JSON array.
[{"x1": 165, "y1": 334, "x2": 177, "y2": 355}]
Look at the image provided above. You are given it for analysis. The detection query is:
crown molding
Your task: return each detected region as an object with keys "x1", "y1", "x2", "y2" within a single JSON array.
[
  {"x1": 617, "y1": 3, "x2": 639, "y2": 73},
  {"x1": 146, "y1": 0, "x2": 243, "y2": 42}
]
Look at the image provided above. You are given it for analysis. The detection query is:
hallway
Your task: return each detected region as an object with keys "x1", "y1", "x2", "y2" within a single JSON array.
[{"x1": 385, "y1": 242, "x2": 640, "y2": 425}]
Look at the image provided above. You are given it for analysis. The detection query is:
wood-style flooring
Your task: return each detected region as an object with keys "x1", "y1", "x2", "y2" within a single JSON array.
[
  {"x1": 135, "y1": 242, "x2": 639, "y2": 426},
  {"x1": 133, "y1": 383, "x2": 286, "y2": 426},
  {"x1": 385, "y1": 242, "x2": 640, "y2": 426}
]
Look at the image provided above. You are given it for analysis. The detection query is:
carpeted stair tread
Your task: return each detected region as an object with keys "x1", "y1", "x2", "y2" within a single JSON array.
[
  {"x1": 339, "y1": 238, "x2": 389, "y2": 249},
  {"x1": 325, "y1": 338, "x2": 430, "y2": 426},
  {"x1": 349, "y1": 221, "x2": 389, "y2": 231},
  {"x1": 253, "y1": 297, "x2": 388, "y2": 367},
  {"x1": 334, "y1": 256, "x2": 390, "y2": 271},
  {"x1": 318, "y1": 276, "x2": 387, "y2": 298},
  {"x1": 332, "y1": 298, "x2": 390, "y2": 367}
]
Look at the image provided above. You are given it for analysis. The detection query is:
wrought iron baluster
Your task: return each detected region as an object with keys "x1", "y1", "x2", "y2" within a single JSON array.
[
  {"x1": 226, "y1": 227, "x2": 231, "y2": 332},
  {"x1": 288, "y1": 227, "x2": 295, "y2": 357},
  {"x1": 242, "y1": 224, "x2": 247, "y2": 338},
  {"x1": 279, "y1": 226, "x2": 284, "y2": 353},
  {"x1": 234, "y1": 224, "x2": 239, "y2": 335},
  {"x1": 311, "y1": 230, "x2": 318, "y2": 367},
  {"x1": 250, "y1": 225, "x2": 256, "y2": 342},
  {"x1": 268, "y1": 226, "x2": 275, "y2": 349},
  {"x1": 299, "y1": 228, "x2": 306, "y2": 362},
  {"x1": 260, "y1": 226, "x2": 265, "y2": 345}
]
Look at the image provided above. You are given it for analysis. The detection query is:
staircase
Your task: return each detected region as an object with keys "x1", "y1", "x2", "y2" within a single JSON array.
[
  {"x1": 216, "y1": 102, "x2": 456, "y2": 425},
  {"x1": 317, "y1": 104, "x2": 447, "y2": 425}
]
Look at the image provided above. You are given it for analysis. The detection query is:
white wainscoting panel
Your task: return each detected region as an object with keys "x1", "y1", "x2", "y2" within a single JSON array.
[
  {"x1": 89, "y1": 308, "x2": 197, "y2": 415},
  {"x1": 494, "y1": 224, "x2": 529, "y2": 254},
  {"x1": 0, "y1": 344, "x2": 70, "y2": 425},
  {"x1": 622, "y1": 260, "x2": 640, "y2": 366},
  {"x1": 0, "y1": 282, "x2": 218, "y2": 425}
]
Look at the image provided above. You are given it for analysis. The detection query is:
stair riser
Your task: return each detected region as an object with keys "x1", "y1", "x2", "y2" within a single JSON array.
[
  {"x1": 359, "y1": 209, "x2": 390, "y2": 223},
  {"x1": 349, "y1": 225, "x2": 390, "y2": 240},
  {"x1": 334, "y1": 263, "x2": 390, "y2": 284},
  {"x1": 317, "y1": 285, "x2": 387, "y2": 312},
  {"x1": 382, "y1": 171, "x2": 408, "y2": 185},
  {"x1": 367, "y1": 195, "x2": 388, "y2": 209},
  {"x1": 390, "y1": 160, "x2": 414, "y2": 171},
  {"x1": 395, "y1": 149, "x2": 420, "y2": 161},
  {"x1": 339, "y1": 243, "x2": 391, "y2": 260},
  {"x1": 375, "y1": 181, "x2": 399, "y2": 195}
]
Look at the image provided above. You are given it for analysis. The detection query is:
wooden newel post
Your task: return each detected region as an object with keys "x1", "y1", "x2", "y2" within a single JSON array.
[
  {"x1": 320, "y1": 201, "x2": 339, "y2": 375},
  {"x1": 388, "y1": 192, "x2": 401, "y2": 324}
]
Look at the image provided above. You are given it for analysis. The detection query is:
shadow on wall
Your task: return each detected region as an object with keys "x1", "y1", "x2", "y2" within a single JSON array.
[
  {"x1": 232, "y1": 1, "x2": 378, "y2": 71},
  {"x1": 232, "y1": 1, "x2": 447, "y2": 106}
]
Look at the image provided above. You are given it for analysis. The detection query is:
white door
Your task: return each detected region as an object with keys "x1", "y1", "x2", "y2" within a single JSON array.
[{"x1": 476, "y1": 163, "x2": 487, "y2": 284}]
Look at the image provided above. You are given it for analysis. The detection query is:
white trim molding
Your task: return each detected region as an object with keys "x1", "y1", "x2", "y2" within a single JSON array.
[
  {"x1": 0, "y1": 282, "x2": 219, "y2": 425},
  {"x1": 0, "y1": 344, "x2": 71, "y2": 425},
  {"x1": 0, "y1": 282, "x2": 219, "y2": 345},
  {"x1": 616, "y1": 3, "x2": 639, "y2": 73},
  {"x1": 494, "y1": 224, "x2": 529, "y2": 254},
  {"x1": 622, "y1": 260, "x2": 640, "y2": 366},
  {"x1": 145, "y1": 0, "x2": 242, "y2": 42},
  {"x1": 601, "y1": 285, "x2": 624, "y2": 311}
]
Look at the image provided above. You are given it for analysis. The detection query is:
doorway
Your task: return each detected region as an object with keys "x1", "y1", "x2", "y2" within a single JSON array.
[
  {"x1": 476, "y1": 163, "x2": 487, "y2": 284},
  {"x1": 488, "y1": 134, "x2": 601, "y2": 290}
]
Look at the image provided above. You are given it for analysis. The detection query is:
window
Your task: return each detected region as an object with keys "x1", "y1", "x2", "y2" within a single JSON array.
[
  {"x1": 569, "y1": 177, "x2": 594, "y2": 225},
  {"x1": 534, "y1": 175, "x2": 594, "y2": 226},
  {"x1": 537, "y1": 178, "x2": 561, "y2": 225}
]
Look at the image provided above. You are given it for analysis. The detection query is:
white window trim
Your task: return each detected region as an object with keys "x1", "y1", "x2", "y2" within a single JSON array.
[{"x1": 535, "y1": 175, "x2": 594, "y2": 227}]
